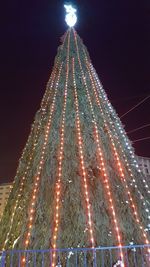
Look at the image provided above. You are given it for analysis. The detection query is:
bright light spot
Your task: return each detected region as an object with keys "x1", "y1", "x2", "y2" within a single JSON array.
[{"x1": 64, "y1": 4, "x2": 77, "y2": 27}]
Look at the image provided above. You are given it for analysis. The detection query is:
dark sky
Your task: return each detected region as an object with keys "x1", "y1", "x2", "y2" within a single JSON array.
[{"x1": 0, "y1": 0, "x2": 150, "y2": 183}]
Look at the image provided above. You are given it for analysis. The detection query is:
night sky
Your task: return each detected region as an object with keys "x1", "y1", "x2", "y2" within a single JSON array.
[{"x1": 0, "y1": 0, "x2": 150, "y2": 183}]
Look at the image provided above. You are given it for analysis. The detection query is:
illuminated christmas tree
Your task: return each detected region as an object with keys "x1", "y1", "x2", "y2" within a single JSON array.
[{"x1": 0, "y1": 4, "x2": 150, "y2": 267}]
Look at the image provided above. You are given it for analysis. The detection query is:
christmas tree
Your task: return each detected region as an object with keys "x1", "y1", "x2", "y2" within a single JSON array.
[{"x1": 0, "y1": 4, "x2": 150, "y2": 267}]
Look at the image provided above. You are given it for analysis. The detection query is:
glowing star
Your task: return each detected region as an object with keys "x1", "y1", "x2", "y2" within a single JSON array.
[{"x1": 64, "y1": 4, "x2": 77, "y2": 27}]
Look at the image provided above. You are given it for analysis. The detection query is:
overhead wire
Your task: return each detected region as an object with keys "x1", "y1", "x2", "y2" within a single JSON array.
[
  {"x1": 120, "y1": 94, "x2": 150, "y2": 119},
  {"x1": 132, "y1": 136, "x2": 150, "y2": 143},
  {"x1": 127, "y1": 123, "x2": 150, "y2": 134}
]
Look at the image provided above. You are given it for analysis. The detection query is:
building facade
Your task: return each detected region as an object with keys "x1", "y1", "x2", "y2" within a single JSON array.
[
  {"x1": 0, "y1": 183, "x2": 13, "y2": 220},
  {"x1": 137, "y1": 156, "x2": 150, "y2": 177}
]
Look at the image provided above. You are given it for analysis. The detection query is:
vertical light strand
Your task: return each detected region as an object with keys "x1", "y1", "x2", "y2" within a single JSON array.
[
  {"x1": 72, "y1": 57, "x2": 95, "y2": 248},
  {"x1": 21, "y1": 63, "x2": 63, "y2": 265},
  {"x1": 89, "y1": 64, "x2": 150, "y2": 214},
  {"x1": 20, "y1": 58, "x2": 59, "y2": 168},
  {"x1": 41, "y1": 30, "x2": 68, "y2": 110},
  {"x1": 41, "y1": 63, "x2": 58, "y2": 111},
  {"x1": 51, "y1": 30, "x2": 70, "y2": 267},
  {"x1": 89, "y1": 63, "x2": 134, "y2": 153},
  {"x1": 107, "y1": 129, "x2": 150, "y2": 247},
  {"x1": 94, "y1": 70, "x2": 150, "y2": 194},
  {"x1": 2, "y1": 127, "x2": 39, "y2": 250},
  {"x1": 41, "y1": 63, "x2": 57, "y2": 110},
  {"x1": 106, "y1": 117, "x2": 150, "y2": 221},
  {"x1": 2, "y1": 61, "x2": 59, "y2": 251},
  {"x1": 21, "y1": 57, "x2": 60, "y2": 162},
  {"x1": 73, "y1": 32, "x2": 124, "y2": 263},
  {"x1": 84, "y1": 59, "x2": 150, "y2": 253},
  {"x1": 89, "y1": 63, "x2": 150, "y2": 195},
  {"x1": 87, "y1": 61, "x2": 150, "y2": 219},
  {"x1": 117, "y1": 145, "x2": 150, "y2": 219},
  {"x1": 61, "y1": 29, "x2": 69, "y2": 51}
]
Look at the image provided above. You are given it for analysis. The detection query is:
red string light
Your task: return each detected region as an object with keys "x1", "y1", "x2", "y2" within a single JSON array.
[
  {"x1": 72, "y1": 36, "x2": 125, "y2": 263},
  {"x1": 87, "y1": 60, "x2": 150, "y2": 204},
  {"x1": 85, "y1": 58, "x2": 150, "y2": 255},
  {"x1": 89, "y1": 62, "x2": 150, "y2": 195},
  {"x1": 108, "y1": 129, "x2": 150, "y2": 246},
  {"x1": 41, "y1": 62, "x2": 58, "y2": 110},
  {"x1": 21, "y1": 63, "x2": 63, "y2": 265},
  {"x1": 41, "y1": 30, "x2": 68, "y2": 110},
  {"x1": 51, "y1": 30, "x2": 70, "y2": 267},
  {"x1": 72, "y1": 57, "x2": 95, "y2": 248},
  {"x1": 2, "y1": 60, "x2": 60, "y2": 251}
]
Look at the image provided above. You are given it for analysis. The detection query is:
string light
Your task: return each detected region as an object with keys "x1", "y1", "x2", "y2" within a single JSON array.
[
  {"x1": 107, "y1": 128, "x2": 150, "y2": 249},
  {"x1": 51, "y1": 30, "x2": 70, "y2": 267},
  {"x1": 89, "y1": 62, "x2": 150, "y2": 196},
  {"x1": 72, "y1": 57, "x2": 95, "y2": 248},
  {"x1": 61, "y1": 29, "x2": 68, "y2": 50},
  {"x1": 2, "y1": 57, "x2": 62, "y2": 251},
  {"x1": 41, "y1": 30, "x2": 68, "y2": 110},
  {"x1": 84, "y1": 58, "x2": 150, "y2": 255},
  {"x1": 89, "y1": 61, "x2": 150, "y2": 205},
  {"x1": 21, "y1": 62, "x2": 58, "y2": 163},
  {"x1": 88, "y1": 59, "x2": 150, "y2": 247},
  {"x1": 21, "y1": 62, "x2": 63, "y2": 265},
  {"x1": 2, "y1": 22, "x2": 149, "y2": 266},
  {"x1": 73, "y1": 29, "x2": 124, "y2": 264},
  {"x1": 89, "y1": 63, "x2": 144, "y2": 173},
  {"x1": 41, "y1": 62, "x2": 58, "y2": 110},
  {"x1": 111, "y1": 123, "x2": 150, "y2": 215}
]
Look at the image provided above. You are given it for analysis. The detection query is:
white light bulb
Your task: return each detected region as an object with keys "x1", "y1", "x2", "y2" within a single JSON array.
[{"x1": 64, "y1": 4, "x2": 77, "y2": 27}]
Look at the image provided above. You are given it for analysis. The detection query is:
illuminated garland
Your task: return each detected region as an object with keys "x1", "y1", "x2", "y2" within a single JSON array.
[
  {"x1": 2, "y1": 23, "x2": 149, "y2": 266},
  {"x1": 107, "y1": 127, "x2": 150, "y2": 245},
  {"x1": 2, "y1": 127, "x2": 40, "y2": 250},
  {"x1": 72, "y1": 57, "x2": 95, "y2": 248},
  {"x1": 88, "y1": 61, "x2": 150, "y2": 220},
  {"x1": 61, "y1": 29, "x2": 68, "y2": 50},
  {"x1": 20, "y1": 62, "x2": 58, "y2": 164},
  {"x1": 83, "y1": 58, "x2": 150, "y2": 253},
  {"x1": 110, "y1": 124, "x2": 150, "y2": 221},
  {"x1": 3, "y1": 30, "x2": 67, "y2": 257},
  {"x1": 41, "y1": 62, "x2": 58, "y2": 110},
  {"x1": 92, "y1": 65, "x2": 150, "y2": 195},
  {"x1": 41, "y1": 30, "x2": 68, "y2": 110},
  {"x1": 2, "y1": 59, "x2": 60, "y2": 251},
  {"x1": 89, "y1": 63, "x2": 150, "y2": 197},
  {"x1": 73, "y1": 31, "x2": 125, "y2": 263},
  {"x1": 21, "y1": 63, "x2": 63, "y2": 265},
  {"x1": 51, "y1": 30, "x2": 70, "y2": 267},
  {"x1": 74, "y1": 31, "x2": 124, "y2": 266}
]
